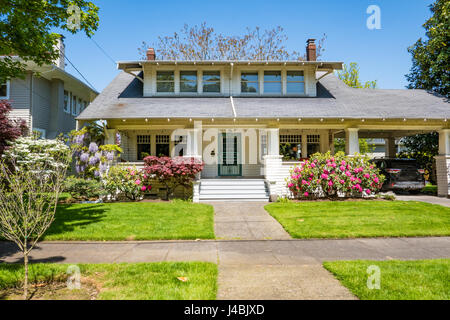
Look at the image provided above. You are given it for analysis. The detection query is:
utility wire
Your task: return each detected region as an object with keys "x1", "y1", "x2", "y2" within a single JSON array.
[
  {"x1": 90, "y1": 37, "x2": 117, "y2": 65},
  {"x1": 58, "y1": 48, "x2": 97, "y2": 92}
]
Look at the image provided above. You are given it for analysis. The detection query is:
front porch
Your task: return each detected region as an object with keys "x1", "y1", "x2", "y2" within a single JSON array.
[{"x1": 101, "y1": 118, "x2": 450, "y2": 201}]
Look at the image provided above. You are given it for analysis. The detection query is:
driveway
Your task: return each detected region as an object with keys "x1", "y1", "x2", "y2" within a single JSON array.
[{"x1": 395, "y1": 195, "x2": 450, "y2": 207}]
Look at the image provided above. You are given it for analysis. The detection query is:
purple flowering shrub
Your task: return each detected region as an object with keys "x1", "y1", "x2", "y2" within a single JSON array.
[
  {"x1": 287, "y1": 152, "x2": 385, "y2": 199},
  {"x1": 70, "y1": 127, "x2": 122, "y2": 179}
]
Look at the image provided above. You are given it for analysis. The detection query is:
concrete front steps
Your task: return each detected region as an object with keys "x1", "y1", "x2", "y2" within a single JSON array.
[{"x1": 199, "y1": 179, "x2": 270, "y2": 202}]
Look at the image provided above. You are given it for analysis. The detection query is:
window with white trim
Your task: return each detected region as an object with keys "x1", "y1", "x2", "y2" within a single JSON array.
[
  {"x1": 203, "y1": 71, "x2": 221, "y2": 93},
  {"x1": 259, "y1": 132, "x2": 268, "y2": 162},
  {"x1": 137, "y1": 135, "x2": 151, "y2": 160},
  {"x1": 280, "y1": 135, "x2": 302, "y2": 160},
  {"x1": 0, "y1": 81, "x2": 10, "y2": 99},
  {"x1": 241, "y1": 72, "x2": 259, "y2": 93},
  {"x1": 63, "y1": 91, "x2": 70, "y2": 113},
  {"x1": 180, "y1": 71, "x2": 198, "y2": 93},
  {"x1": 156, "y1": 71, "x2": 175, "y2": 93},
  {"x1": 264, "y1": 71, "x2": 282, "y2": 94},
  {"x1": 71, "y1": 95, "x2": 77, "y2": 116},
  {"x1": 156, "y1": 135, "x2": 170, "y2": 156},
  {"x1": 286, "y1": 71, "x2": 305, "y2": 94},
  {"x1": 307, "y1": 135, "x2": 321, "y2": 156}
]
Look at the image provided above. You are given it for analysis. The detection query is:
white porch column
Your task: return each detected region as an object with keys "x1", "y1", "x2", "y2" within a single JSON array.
[
  {"x1": 345, "y1": 128, "x2": 360, "y2": 155},
  {"x1": 186, "y1": 122, "x2": 203, "y2": 159},
  {"x1": 264, "y1": 128, "x2": 283, "y2": 200},
  {"x1": 436, "y1": 129, "x2": 450, "y2": 197},
  {"x1": 385, "y1": 137, "x2": 397, "y2": 158}
]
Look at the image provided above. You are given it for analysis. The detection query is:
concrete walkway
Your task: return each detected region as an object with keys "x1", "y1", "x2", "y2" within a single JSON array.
[
  {"x1": 210, "y1": 202, "x2": 291, "y2": 240},
  {"x1": 395, "y1": 195, "x2": 450, "y2": 207},
  {"x1": 2, "y1": 237, "x2": 449, "y2": 300}
]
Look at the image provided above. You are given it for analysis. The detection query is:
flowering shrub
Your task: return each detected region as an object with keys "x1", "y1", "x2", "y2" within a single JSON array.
[
  {"x1": 0, "y1": 100, "x2": 28, "y2": 155},
  {"x1": 70, "y1": 127, "x2": 122, "y2": 179},
  {"x1": 3, "y1": 137, "x2": 71, "y2": 173},
  {"x1": 287, "y1": 152, "x2": 385, "y2": 199},
  {"x1": 143, "y1": 156, "x2": 204, "y2": 200},
  {"x1": 104, "y1": 166, "x2": 152, "y2": 201}
]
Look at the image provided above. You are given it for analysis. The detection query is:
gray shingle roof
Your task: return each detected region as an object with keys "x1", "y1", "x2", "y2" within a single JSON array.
[{"x1": 77, "y1": 71, "x2": 449, "y2": 120}]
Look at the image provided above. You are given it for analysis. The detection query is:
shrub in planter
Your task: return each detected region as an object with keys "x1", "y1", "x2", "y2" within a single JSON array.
[
  {"x1": 104, "y1": 166, "x2": 152, "y2": 201},
  {"x1": 64, "y1": 176, "x2": 106, "y2": 201},
  {"x1": 143, "y1": 156, "x2": 204, "y2": 200},
  {"x1": 287, "y1": 152, "x2": 385, "y2": 199}
]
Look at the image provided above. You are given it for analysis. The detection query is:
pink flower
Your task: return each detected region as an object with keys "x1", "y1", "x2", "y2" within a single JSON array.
[
  {"x1": 328, "y1": 180, "x2": 333, "y2": 186},
  {"x1": 364, "y1": 174, "x2": 370, "y2": 179},
  {"x1": 345, "y1": 171, "x2": 352, "y2": 177},
  {"x1": 366, "y1": 189, "x2": 371, "y2": 195},
  {"x1": 135, "y1": 180, "x2": 141, "y2": 185},
  {"x1": 331, "y1": 163, "x2": 337, "y2": 168},
  {"x1": 302, "y1": 180, "x2": 308, "y2": 185},
  {"x1": 339, "y1": 166, "x2": 345, "y2": 171},
  {"x1": 131, "y1": 171, "x2": 136, "y2": 176},
  {"x1": 310, "y1": 163, "x2": 316, "y2": 168},
  {"x1": 304, "y1": 192, "x2": 309, "y2": 197},
  {"x1": 321, "y1": 173, "x2": 329, "y2": 180},
  {"x1": 288, "y1": 183, "x2": 294, "y2": 188},
  {"x1": 141, "y1": 186, "x2": 147, "y2": 191},
  {"x1": 374, "y1": 177, "x2": 379, "y2": 183},
  {"x1": 341, "y1": 160, "x2": 346, "y2": 166}
]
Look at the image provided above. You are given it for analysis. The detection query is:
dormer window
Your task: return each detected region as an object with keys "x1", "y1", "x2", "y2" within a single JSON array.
[
  {"x1": 264, "y1": 71, "x2": 282, "y2": 94},
  {"x1": 241, "y1": 72, "x2": 259, "y2": 93},
  {"x1": 180, "y1": 71, "x2": 198, "y2": 93},
  {"x1": 203, "y1": 71, "x2": 220, "y2": 93},
  {"x1": 157, "y1": 71, "x2": 175, "y2": 93},
  {"x1": 286, "y1": 71, "x2": 305, "y2": 94}
]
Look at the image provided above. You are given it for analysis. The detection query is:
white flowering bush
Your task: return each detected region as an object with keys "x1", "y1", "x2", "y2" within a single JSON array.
[{"x1": 2, "y1": 137, "x2": 71, "y2": 173}]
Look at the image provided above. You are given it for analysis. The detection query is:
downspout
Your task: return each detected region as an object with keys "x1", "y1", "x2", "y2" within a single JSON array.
[{"x1": 29, "y1": 72, "x2": 33, "y2": 135}]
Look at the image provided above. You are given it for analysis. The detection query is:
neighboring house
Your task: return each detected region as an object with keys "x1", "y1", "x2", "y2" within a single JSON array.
[
  {"x1": 1, "y1": 37, "x2": 98, "y2": 138},
  {"x1": 77, "y1": 39, "x2": 450, "y2": 201}
]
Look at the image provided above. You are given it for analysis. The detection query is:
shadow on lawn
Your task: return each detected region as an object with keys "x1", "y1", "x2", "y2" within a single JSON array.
[{"x1": 43, "y1": 204, "x2": 108, "y2": 238}]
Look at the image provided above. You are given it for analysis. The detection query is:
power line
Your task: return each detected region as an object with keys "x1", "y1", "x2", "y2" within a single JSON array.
[
  {"x1": 58, "y1": 48, "x2": 97, "y2": 92},
  {"x1": 90, "y1": 37, "x2": 116, "y2": 65}
]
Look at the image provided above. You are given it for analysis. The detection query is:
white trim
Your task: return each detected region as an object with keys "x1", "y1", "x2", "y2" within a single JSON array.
[{"x1": 0, "y1": 80, "x2": 10, "y2": 100}]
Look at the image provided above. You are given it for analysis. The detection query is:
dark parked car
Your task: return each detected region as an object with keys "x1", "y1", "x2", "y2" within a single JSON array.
[{"x1": 370, "y1": 158, "x2": 425, "y2": 194}]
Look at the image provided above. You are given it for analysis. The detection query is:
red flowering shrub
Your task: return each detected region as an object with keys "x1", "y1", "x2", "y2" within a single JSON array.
[
  {"x1": 143, "y1": 156, "x2": 204, "y2": 200},
  {"x1": 0, "y1": 100, "x2": 28, "y2": 154},
  {"x1": 287, "y1": 152, "x2": 385, "y2": 199}
]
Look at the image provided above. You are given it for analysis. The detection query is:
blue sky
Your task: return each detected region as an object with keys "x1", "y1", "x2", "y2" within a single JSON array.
[{"x1": 60, "y1": 0, "x2": 434, "y2": 92}]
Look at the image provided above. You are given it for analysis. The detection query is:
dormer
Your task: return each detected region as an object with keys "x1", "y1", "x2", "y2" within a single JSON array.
[{"x1": 117, "y1": 39, "x2": 343, "y2": 98}]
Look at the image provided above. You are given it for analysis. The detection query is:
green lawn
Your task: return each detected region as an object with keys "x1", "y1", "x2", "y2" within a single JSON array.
[
  {"x1": 323, "y1": 259, "x2": 450, "y2": 300},
  {"x1": 43, "y1": 201, "x2": 215, "y2": 241},
  {"x1": 0, "y1": 262, "x2": 217, "y2": 300},
  {"x1": 265, "y1": 201, "x2": 450, "y2": 239}
]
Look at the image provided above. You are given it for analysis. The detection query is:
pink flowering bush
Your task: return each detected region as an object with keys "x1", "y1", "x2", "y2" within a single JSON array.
[
  {"x1": 287, "y1": 152, "x2": 384, "y2": 199},
  {"x1": 143, "y1": 156, "x2": 204, "y2": 200},
  {"x1": 104, "y1": 166, "x2": 152, "y2": 201}
]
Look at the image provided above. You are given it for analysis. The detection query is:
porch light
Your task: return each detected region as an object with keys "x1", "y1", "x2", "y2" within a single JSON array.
[
  {"x1": 320, "y1": 118, "x2": 324, "y2": 122},
  {"x1": 382, "y1": 118, "x2": 386, "y2": 121},
  {"x1": 122, "y1": 119, "x2": 126, "y2": 122},
  {"x1": 424, "y1": 119, "x2": 427, "y2": 122},
  {"x1": 211, "y1": 118, "x2": 215, "y2": 122},
  {"x1": 189, "y1": 118, "x2": 192, "y2": 122},
  {"x1": 167, "y1": 118, "x2": 171, "y2": 122},
  {"x1": 255, "y1": 118, "x2": 259, "y2": 122},
  {"x1": 361, "y1": 119, "x2": 365, "y2": 122},
  {"x1": 233, "y1": 118, "x2": 236, "y2": 122},
  {"x1": 145, "y1": 118, "x2": 148, "y2": 122},
  {"x1": 341, "y1": 119, "x2": 345, "y2": 122},
  {"x1": 403, "y1": 118, "x2": 407, "y2": 122},
  {"x1": 277, "y1": 118, "x2": 280, "y2": 122},
  {"x1": 298, "y1": 118, "x2": 302, "y2": 122},
  {"x1": 445, "y1": 119, "x2": 448, "y2": 122}
]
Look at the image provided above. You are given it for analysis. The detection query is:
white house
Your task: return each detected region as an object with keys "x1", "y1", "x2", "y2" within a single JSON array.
[{"x1": 77, "y1": 40, "x2": 450, "y2": 201}]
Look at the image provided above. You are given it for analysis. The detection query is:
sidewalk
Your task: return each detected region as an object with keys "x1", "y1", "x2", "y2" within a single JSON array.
[
  {"x1": 394, "y1": 195, "x2": 450, "y2": 207},
  {"x1": 2, "y1": 237, "x2": 449, "y2": 300}
]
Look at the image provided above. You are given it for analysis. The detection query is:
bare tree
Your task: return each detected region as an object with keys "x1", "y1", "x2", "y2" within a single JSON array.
[
  {"x1": 0, "y1": 156, "x2": 69, "y2": 299},
  {"x1": 138, "y1": 23, "x2": 326, "y2": 61}
]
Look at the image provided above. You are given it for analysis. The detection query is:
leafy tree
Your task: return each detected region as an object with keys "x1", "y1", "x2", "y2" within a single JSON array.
[
  {"x1": 139, "y1": 22, "x2": 327, "y2": 61},
  {"x1": 0, "y1": 100, "x2": 27, "y2": 154},
  {"x1": 0, "y1": 140, "x2": 70, "y2": 299},
  {"x1": 406, "y1": 0, "x2": 449, "y2": 98},
  {"x1": 337, "y1": 62, "x2": 377, "y2": 89},
  {"x1": 0, "y1": 0, "x2": 99, "y2": 83}
]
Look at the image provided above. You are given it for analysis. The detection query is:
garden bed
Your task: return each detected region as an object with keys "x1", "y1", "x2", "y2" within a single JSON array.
[
  {"x1": 0, "y1": 262, "x2": 218, "y2": 300},
  {"x1": 265, "y1": 200, "x2": 450, "y2": 239}
]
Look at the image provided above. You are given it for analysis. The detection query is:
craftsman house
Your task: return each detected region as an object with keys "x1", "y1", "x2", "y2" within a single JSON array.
[{"x1": 77, "y1": 39, "x2": 450, "y2": 201}]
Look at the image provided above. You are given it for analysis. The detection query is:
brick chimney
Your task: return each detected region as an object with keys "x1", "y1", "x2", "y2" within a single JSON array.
[
  {"x1": 306, "y1": 39, "x2": 316, "y2": 61},
  {"x1": 146, "y1": 48, "x2": 156, "y2": 61}
]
